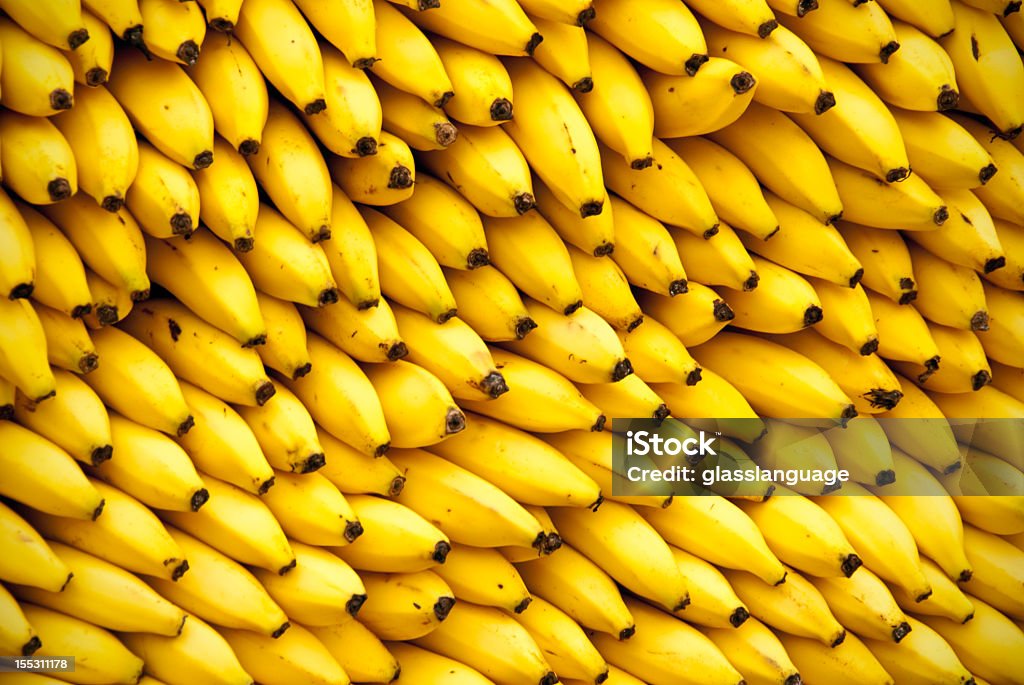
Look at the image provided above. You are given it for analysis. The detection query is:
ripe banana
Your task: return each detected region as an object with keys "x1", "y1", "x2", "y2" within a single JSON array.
[
  {"x1": 880, "y1": 376, "x2": 964, "y2": 474},
  {"x1": 776, "y1": 631, "x2": 893, "y2": 685},
  {"x1": 0, "y1": 192, "x2": 35, "y2": 302},
  {"x1": 667, "y1": 546, "x2": 750, "y2": 629},
  {"x1": 372, "y1": 75, "x2": 457, "y2": 151},
  {"x1": 863, "y1": 615, "x2": 975, "y2": 685},
  {"x1": 643, "y1": 57, "x2": 758, "y2": 138},
  {"x1": 917, "y1": 596, "x2": 1024, "y2": 685},
  {"x1": 221, "y1": 623, "x2": 352, "y2": 684},
  {"x1": 717, "y1": 255, "x2": 822, "y2": 333},
  {"x1": 300, "y1": 295, "x2": 404, "y2": 363},
  {"x1": 0, "y1": 583, "x2": 39, "y2": 656},
  {"x1": 907, "y1": 241, "x2": 989, "y2": 331},
  {"x1": 119, "y1": 614, "x2": 253, "y2": 685},
  {"x1": 986, "y1": 218, "x2": 1024, "y2": 290},
  {"x1": 0, "y1": 0, "x2": 90, "y2": 50},
  {"x1": 368, "y1": 0, "x2": 452, "y2": 106},
  {"x1": 951, "y1": 113, "x2": 1024, "y2": 224},
  {"x1": 513, "y1": 595, "x2": 609, "y2": 683},
  {"x1": 195, "y1": 0, "x2": 243, "y2": 31},
  {"x1": 839, "y1": 221, "x2": 918, "y2": 304},
  {"x1": 588, "y1": 0, "x2": 707, "y2": 76},
  {"x1": 307, "y1": 43, "x2": 381, "y2": 158},
  {"x1": 534, "y1": 177, "x2": 614, "y2": 257},
  {"x1": 357, "y1": 569, "x2": 454, "y2": 640},
  {"x1": 233, "y1": 380, "x2": 324, "y2": 473},
  {"x1": 332, "y1": 494, "x2": 450, "y2": 573},
  {"x1": 606, "y1": 195, "x2": 687, "y2": 296},
  {"x1": 432, "y1": 542, "x2": 531, "y2": 613},
  {"x1": 528, "y1": 14, "x2": 592, "y2": 92},
  {"x1": 310, "y1": 620, "x2": 400, "y2": 685},
  {"x1": 0, "y1": 501, "x2": 72, "y2": 592},
  {"x1": 0, "y1": 17, "x2": 74, "y2": 116},
  {"x1": 0, "y1": 298, "x2": 57, "y2": 403},
  {"x1": 699, "y1": 617, "x2": 800, "y2": 685},
  {"x1": 293, "y1": 0, "x2": 375, "y2": 68},
  {"x1": 14, "y1": 368, "x2": 111, "y2": 466},
  {"x1": 569, "y1": 243, "x2": 644, "y2": 330},
  {"x1": 875, "y1": 0, "x2": 955, "y2": 38},
  {"x1": 403, "y1": 0, "x2": 541, "y2": 56},
  {"x1": 905, "y1": 188, "x2": 1006, "y2": 276},
  {"x1": 0, "y1": 110, "x2": 76, "y2": 204},
  {"x1": 191, "y1": 137, "x2": 258, "y2": 252},
  {"x1": 855, "y1": 20, "x2": 959, "y2": 112},
  {"x1": 443, "y1": 265, "x2": 537, "y2": 341},
  {"x1": 831, "y1": 156, "x2": 949, "y2": 230},
  {"x1": 636, "y1": 284, "x2": 734, "y2": 348},
  {"x1": 317, "y1": 427, "x2": 406, "y2": 497},
  {"x1": 82, "y1": 0, "x2": 145, "y2": 47},
  {"x1": 126, "y1": 142, "x2": 198, "y2": 238},
  {"x1": 517, "y1": 0, "x2": 593, "y2": 25},
  {"x1": 822, "y1": 416, "x2": 895, "y2": 486},
  {"x1": 254, "y1": 540, "x2": 365, "y2": 626},
  {"x1": 138, "y1": 0, "x2": 206, "y2": 66},
  {"x1": 777, "y1": 0, "x2": 900, "y2": 64},
  {"x1": 885, "y1": 543, "x2": 977, "y2": 622},
  {"x1": 330, "y1": 130, "x2": 416, "y2": 206},
  {"x1": 432, "y1": 35, "x2": 513, "y2": 126},
  {"x1": 810, "y1": 565, "x2": 911, "y2": 643},
  {"x1": 979, "y1": 280, "x2": 1024, "y2": 365},
  {"x1": 617, "y1": 314, "x2": 702, "y2": 386},
  {"x1": 385, "y1": 642, "x2": 494, "y2": 684},
  {"x1": 361, "y1": 359, "x2": 466, "y2": 448},
  {"x1": 251, "y1": 291, "x2": 311, "y2": 381}
]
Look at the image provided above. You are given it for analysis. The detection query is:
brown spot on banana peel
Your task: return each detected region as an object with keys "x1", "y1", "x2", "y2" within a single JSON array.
[{"x1": 971, "y1": 35, "x2": 980, "y2": 61}]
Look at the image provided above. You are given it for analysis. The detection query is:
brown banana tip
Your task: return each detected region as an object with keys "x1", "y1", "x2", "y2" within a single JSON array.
[
  {"x1": 353, "y1": 57, "x2": 378, "y2": 69},
  {"x1": 358, "y1": 297, "x2": 381, "y2": 310},
  {"x1": 481, "y1": 371, "x2": 509, "y2": 398},
  {"x1": 619, "y1": 625, "x2": 636, "y2": 640},
  {"x1": 238, "y1": 139, "x2": 260, "y2": 157},
  {"x1": 612, "y1": 358, "x2": 634, "y2": 382},
  {"x1": 686, "y1": 367, "x2": 703, "y2": 386},
  {"x1": 885, "y1": 166, "x2": 911, "y2": 183},
  {"x1": 78, "y1": 352, "x2": 99, "y2": 374},
  {"x1": 525, "y1": 33, "x2": 544, "y2": 55},
  {"x1": 467, "y1": 247, "x2": 490, "y2": 269},
  {"x1": 271, "y1": 622, "x2": 291, "y2": 639},
  {"x1": 900, "y1": 277, "x2": 915, "y2": 290},
  {"x1": 304, "y1": 99, "x2": 327, "y2": 115},
  {"x1": 812, "y1": 89, "x2": 837, "y2": 115},
  {"x1": 849, "y1": 268, "x2": 865, "y2": 288},
  {"x1": 123, "y1": 25, "x2": 144, "y2": 49},
  {"x1": 564, "y1": 300, "x2": 584, "y2": 315},
  {"x1": 593, "y1": 242, "x2": 615, "y2": 257},
  {"x1": 831, "y1": 631, "x2": 847, "y2": 647},
  {"x1": 595, "y1": 671, "x2": 610, "y2": 685},
  {"x1": 839, "y1": 404, "x2": 858, "y2": 426},
  {"x1": 933, "y1": 206, "x2": 949, "y2": 225},
  {"x1": 34, "y1": 389, "x2": 57, "y2": 404},
  {"x1": 50, "y1": 88, "x2": 73, "y2": 110},
  {"x1": 312, "y1": 226, "x2": 332, "y2": 243},
  {"x1": 924, "y1": 355, "x2": 941, "y2": 373},
  {"x1": 60, "y1": 572, "x2": 74, "y2": 592},
  {"x1": 318, "y1": 288, "x2": 340, "y2": 307},
  {"x1": 47, "y1": 178, "x2": 72, "y2": 201},
  {"x1": 437, "y1": 308, "x2": 458, "y2": 324},
  {"x1": 592, "y1": 414, "x2": 607, "y2": 432},
  {"x1": 170, "y1": 213, "x2": 194, "y2": 236},
  {"x1": 784, "y1": 676, "x2": 803, "y2": 685},
  {"x1": 963, "y1": 611, "x2": 975, "y2": 624},
  {"x1": 170, "y1": 560, "x2": 189, "y2": 581},
  {"x1": 432, "y1": 593, "x2": 456, "y2": 622},
  {"x1": 970, "y1": 310, "x2": 990, "y2": 331},
  {"x1": 514, "y1": 597, "x2": 532, "y2": 614},
  {"x1": 631, "y1": 156, "x2": 655, "y2": 170},
  {"x1": 544, "y1": 532, "x2": 563, "y2": 554},
  {"x1": 258, "y1": 476, "x2": 276, "y2": 495},
  {"x1": 775, "y1": 570, "x2": 788, "y2": 586},
  {"x1": 1007, "y1": 1, "x2": 1023, "y2": 15},
  {"x1": 685, "y1": 53, "x2": 709, "y2": 76},
  {"x1": 915, "y1": 589, "x2": 933, "y2": 602},
  {"x1": 435, "y1": 91, "x2": 455, "y2": 108},
  {"x1": 355, "y1": 136, "x2": 377, "y2": 157},
  {"x1": 979, "y1": 163, "x2": 998, "y2": 184},
  {"x1": 193, "y1": 150, "x2": 214, "y2": 169},
  {"x1": 797, "y1": 0, "x2": 819, "y2": 15},
  {"x1": 937, "y1": 84, "x2": 959, "y2": 111},
  {"x1": 388, "y1": 475, "x2": 406, "y2": 496},
  {"x1": 704, "y1": 223, "x2": 720, "y2": 239},
  {"x1": 279, "y1": 558, "x2": 297, "y2": 575},
  {"x1": 860, "y1": 338, "x2": 880, "y2": 356},
  {"x1": 388, "y1": 165, "x2": 414, "y2": 190},
  {"x1": 22, "y1": 636, "x2": 42, "y2": 657},
  {"x1": 387, "y1": 342, "x2": 409, "y2": 361},
  {"x1": 580, "y1": 200, "x2": 604, "y2": 218},
  {"x1": 731, "y1": 71, "x2": 756, "y2": 95},
  {"x1": 346, "y1": 593, "x2": 367, "y2": 616},
  {"x1": 289, "y1": 362, "x2": 312, "y2": 380},
  {"x1": 972, "y1": 370, "x2": 992, "y2": 391},
  {"x1": 91, "y1": 445, "x2": 113, "y2": 466},
  {"x1": 514, "y1": 192, "x2": 536, "y2": 214},
  {"x1": 234, "y1": 236, "x2": 255, "y2": 252},
  {"x1": 573, "y1": 77, "x2": 594, "y2": 93},
  {"x1": 898, "y1": 289, "x2": 918, "y2": 305},
  {"x1": 730, "y1": 606, "x2": 750, "y2": 627},
  {"x1": 670, "y1": 279, "x2": 689, "y2": 296},
  {"x1": 673, "y1": 596, "x2": 691, "y2": 612},
  {"x1": 91, "y1": 498, "x2": 106, "y2": 521},
  {"x1": 653, "y1": 404, "x2": 670, "y2": 422},
  {"x1": 490, "y1": 98, "x2": 514, "y2": 122},
  {"x1": 9, "y1": 282, "x2": 33, "y2": 299},
  {"x1": 177, "y1": 40, "x2": 200, "y2": 66},
  {"x1": 540, "y1": 672, "x2": 558, "y2": 685},
  {"x1": 445, "y1": 408, "x2": 467, "y2": 435},
  {"x1": 300, "y1": 452, "x2": 326, "y2": 474},
  {"x1": 0, "y1": 403, "x2": 13, "y2": 421},
  {"x1": 242, "y1": 333, "x2": 267, "y2": 349},
  {"x1": 626, "y1": 315, "x2": 645, "y2": 332},
  {"x1": 418, "y1": 0, "x2": 440, "y2": 8},
  {"x1": 758, "y1": 19, "x2": 778, "y2": 38},
  {"x1": 130, "y1": 288, "x2": 150, "y2": 303},
  {"x1": 344, "y1": 519, "x2": 364, "y2": 543},
  {"x1": 958, "y1": 568, "x2": 973, "y2": 582},
  {"x1": 841, "y1": 553, "x2": 863, "y2": 577},
  {"x1": 577, "y1": 7, "x2": 596, "y2": 25},
  {"x1": 68, "y1": 27, "x2": 90, "y2": 50},
  {"x1": 176, "y1": 415, "x2": 195, "y2": 437},
  {"x1": 515, "y1": 317, "x2": 538, "y2": 339},
  {"x1": 532, "y1": 532, "x2": 549, "y2": 552},
  {"x1": 190, "y1": 488, "x2": 210, "y2": 512},
  {"x1": 713, "y1": 299, "x2": 735, "y2": 322},
  {"x1": 822, "y1": 481, "x2": 843, "y2": 494},
  {"x1": 879, "y1": 41, "x2": 900, "y2": 64},
  {"x1": 743, "y1": 271, "x2": 760, "y2": 292},
  {"x1": 893, "y1": 621, "x2": 912, "y2": 643},
  {"x1": 208, "y1": 18, "x2": 234, "y2": 32},
  {"x1": 434, "y1": 122, "x2": 458, "y2": 147},
  {"x1": 984, "y1": 256, "x2": 1006, "y2": 273},
  {"x1": 432, "y1": 541, "x2": 451, "y2": 563},
  {"x1": 255, "y1": 380, "x2": 277, "y2": 406},
  {"x1": 100, "y1": 194, "x2": 124, "y2": 212},
  {"x1": 374, "y1": 441, "x2": 391, "y2": 457}
]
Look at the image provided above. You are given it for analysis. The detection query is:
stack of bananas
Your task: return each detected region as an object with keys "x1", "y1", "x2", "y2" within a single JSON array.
[{"x1": 1, "y1": 0, "x2": 1023, "y2": 682}]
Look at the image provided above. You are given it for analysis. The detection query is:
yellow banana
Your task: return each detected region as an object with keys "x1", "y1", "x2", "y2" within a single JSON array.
[
  {"x1": 357, "y1": 569, "x2": 454, "y2": 640},
  {"x1": 234, "y1": 0, "x2": 326, "y2": 114},
  {"x1": 293, "y1": 0, "x2": 375, "y2": 69},
  {"x1": 306, "y1": 43, "x2": 381, "y2": 158},
  {"x1": 106, "y1": 47, "x2": 214, "y2": 169},
  {"x1": 605, "y1": 196, "x2": 686, "y2": 296},
  {"x1": 368, "y1": 0, "x2": 452, "y2": 105},
  {"x1": 960, "y1": 524, "x2": 1024, "y2": 619},
  {"x1": 282, "y1": 332, "x2": 391, "y2": 458},
  {"x1": 577, "y1": 373, "x2": 670, "y2": 422},
  {"x1": 234, "y1": 204, "x2": 339, "y2": 307},
  {"x1": 310, "y1": 620, "x2": 400, "y2": 685},
  {"x1": 637, "y1": 283, "x2": 734, "y2": 347},
  {"x1": 82, "y1": 0, "x2": 145, "y2": 47},
  {"x1": 875, "y1": 0, "x2": 955, "y2": 38},
  {"x1": 330, "y1": 130, "x2": 416, "y2": 206},
  {"x1": 15, "y1": 205, "x2": 83, "y2": 318},
  {"x1": 863, "y1": 615, "x2": 974, "y2": 685},
  {"x1": 979, "y1": 280, "x2": 1024, "y2": 365},
  {"x1": 908, "y1": 241, "x2": 990, "y2": 331},
  {"x1": 233, "y1": 380, "x2": 324, "y2": 473},
  {"x1": 528, "y1": 14, "x2": 592, "y2": 92},
  {"x1": 716, "y1": 255, "x2": 822, "y2": 333},
  {"x1": 777, "y1": 0, "x2": 900, "y2": 63},
  {"x1": 699, "y1": 617, "x2": 800, "y2": 685},
  {"x1": 300, "y1": 295, "x2": 405, "y2": 363},
  {"x1": 372, "y1": 75, "x2": 457, "y2": 151},
  {"x1": 568, "y1": 243, "x2": 644, "y2": 330},
  {"x1": 807, "y1": 279, "x2": 880, "y2": 356},
  {"x1": 986, "y1": 218, "x2": 1024, "y2": 290},
  {"x1": 0, "y1": 110, "x2": 75, "y2": 204},
  {"x1": 14, "y1": 368, "x2": 111, "y2": 466},
  {"x1": 707, "y1": 102, "x2": 844, "y2": 225},
  {"x1": 839, "y1": 221, "x2": 918, "y2": 304},
  {"x1": 894, "y1": 108, "x2": 999, "y2": 192},
  {"x1": 589, "y1": 0, "x2": 707, "y2": 75},
  {"x1": 332, "y1": 494, "x2": 451, "y2": 573},
  {"x1": 905, "y1": 188, "x2": 1006, "y2": 276},
  {"x1": 517, "y1": 0, "x2": 593, "y2": 25},
  {"x1": 317, "y1": 186, "x2": 381, "y2": 309},
  {"x1": 667, "y1": 546, "x2": 750, "y2": 629},
  {"x1": 361, "y1": 360, "x2": 466, "y2": 448},
  {"x1": 671, "y1": 221, "x2": 759, "y2": 293},
  {"x1": 195, "y1": 0, "x2": 243, "y2": 31},
  {"x1": 443, "y1": 265, "x2": 537, "y2": 341},
  {"x1": 747, "y1": 421, "x2": 840, "y2": 496},
  {"x1": 534, "y1": 177, "x2": 613, "y2": 258},
  {"x1": 316, "y1": 427, "x2": 406, "y2": 497},
  {"x1": 0, "y1": 501, "x2": 72, "y2": 592},
  {"x1": 92, "y1": 412, "x2": 208, "y2": 512},
  {"x1": 776, "y1": 631, "x2": 893, "y2": 685},
  {"x1": 0, "y1": 583, "x2": 39, "y2": 657},
  {"x1": 0, "y1": 17, "x2": 74, "y2": 116},
  {"x1": 186, "y1": 30, "x2": 268, "y2": 157},
  {"x1": 822, "y1": 416, "x2": 895, "y2": 487},
  {"x1": 617, "y1": 314, "x2": 702, "y2": 386},
  {"x1": 810, "y1": 565, "x2": 911, "y2": 643},
  {"x1": 385, "y1": 642, "x2": 494, "y2": 684},
  {"x1": 125, "y1": 141, "x2": 198, "y2": 238},
  {"x1": 918, "y1": 596, "x2": 1024, "y2": 685},
  {"x1": 251, "y1": 292, "x2": 310, "y2": 381},
  {"x1": 865, "y1": 287, "x2": 941, "y2": 372},
  {"x1": 419, "y1": 122, "x2": 535, "y2": 217},
  {"x1": 644, "y1": 57, "x2": 758, "y2": 138},
  {"x1": 403, "y1": 0, "x2": 541, "y2": 56},
  {"x1": 855, "y1": 20, "x2": 959, "y2": 112},
  {"x1": 118, "y1": 614, "x2": 253, "y2": 685},
  {"x1": 991, "y1": 360, "x2": 1024, "y2": 403},
  {"x1": 513, "y1": 595, "x2": 609, "y2": 683},
  {"x1": 254, "y1": 540, "x2": 365, "y2": 625},
  {"x1": 879, "y1": 376, "x2": 963, "y2": 474},
  {"x1": 432, "y1": 35, "x2": 514, "y2": 126},
  {"x1": 951, "y1": 113, "x2": 1024, "y2": 225},
  {"x1": 0, "y1": 299, "x2": 56, "y2": 403},
  {"x1": 220, "y1": 623, "x2": 350, "y2": 685},
  {"x1": 0, "y1": 0, "x2": 90, "y2": 50},
  {"x1": 191, "y1": 137, "x2": 258, "y2": 252},
  {"x1": 432, "y1": 542, "x2": 531, "y2": 613},
  {"x1": 138, "y1": 0, "x2": 205, "y2": 65}
]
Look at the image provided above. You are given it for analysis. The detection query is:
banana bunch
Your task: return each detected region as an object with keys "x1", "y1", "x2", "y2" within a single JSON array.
[{"x1": 1, "y1": 0, "x2": 1023, "y2": 682}]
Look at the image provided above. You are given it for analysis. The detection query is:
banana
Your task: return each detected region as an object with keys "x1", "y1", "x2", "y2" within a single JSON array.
[
  {"x1": 0, "y1": 17, "x2": 74, "y2": 116},
  {"x1": 403, "y1": 0, "x2": 541, "y2": 56},
  {"x1": 361, "y1": 360, "x2": 466, "y2": 448},
  {"x1": 618, "y1": 314, "x2": 702, "y2": 386},
  {"x1": 855, "y1": 21, "x2": 959, "y2": 114},
  {"x1": 863, "y1": 615, "x2": 974, "y2": 685},
  {"x1": 330, "y1": 130, "x2": 416, "y2": 206},
  {"x1": 187, "y1": 31, "x2": 268, "y2": 157},
  {"x1": 372, "y1": 75, "x2": 457, "y2": 151},
  {"x1": 880, "y1": 376, "x2": 964, "y2": 474},
  {"x1": 707, "y1": 102, "x2": 844, "y2": 225},
  {"x1": 419, "y1": 122, "x2": 535, "y2": 217},
  {"x1": 747, "y1": 421, "x2": 840, "y2": 496},
  {"x1": 0, "y1": 298, "x2": 56, "y2": 403},
  {"x1": 517, "y1": 0, "x2": 593, "y2": 24},
  {"x1": 138, "y1": 0, "x2": 205, "y2": 65},
  {"x1": 987, "y1": 219, "x2": 1024, "y2": 290},
  {"x1": 159, "y1": 474, "x2": 294, "y2": 573},
  {"x1": 234, "y1": 0, "x2": 326, "y2": 114},
  {"x1": 482, "y1": 212, "x2": 583, "y2": 315},
  {"x1": 699, "y1": 617, "x2": 801, "y2": 685},
  {"x1": 390, "y1": 304, "x2": 506, "y2": 400},
  {"x1": 645, "y1": 57, "x2": 758, "y2": 139},
  {"x1": 528, "y1": 14, "x2": 593, "y2": 92},
  {"x1": 702, "y1": 19, "x2": 833, "y2": 115},
  {"x1": 906, "y1": 190, "x2": 1006, "y2": 276},
  {"x1": 119, "y1": 614, "x2": 254, "y2": 685},
  {"x1": 71, "y1": 263, "x2": 127, "y2": 323},
  {"x1": 810, "y1": 565, "x2": 911, "y2": 642},
  {"x1": 14, "y1": 368, "x2": 111, "y2": 466},
  {"x1": 577, "y1": 373, "x2": 670, "y2": 422},
  {"x1": 443, "y1": 265, "x2": 537, "y2": 341},
  {"x1": 254, "y1": 541, "x2": 365, "y2": 625},
  {"x1": 876, "y1": 0, "x2": 955, "y2": 38},
  {"x1": 317, "y1": 427, "x2": 406, "y2": 497},
  {"x1": 960, "y1": 442, "x2": 1024, "y2": 494},
  {"x1": 9, "y1": 541, "x2": 186, "y2": 636},
  {"x1": 778, "y1": 0, "x2": 900, "y2": 64},
  {"x1": 894, "y1": 109, "x2": 999, "y2": 193},
  {"x1": 688, "y1": 0, "x2": 778, "y2": 37},
  {"x1": 839, "y1": 221, "x2": 918, "y2": 304},
  {"x1": 20, "y1": 605, "x2": 144, "y2": 685},
  {"x1": 385, "y1": 642, "x2": 494, "y2": 684},
  {"x1": 233, "y1": 380, "x2": 323, "y2": 473},
  {"x1": 909, "y1": 242, "x2": 991, "y2": 333},
  {"x1": 106, "y1": 47, "x2": 214, "y2": 169},
  {"x1": 0, "y1": 501, "x2": 71, "y2": 592},
  {"x1": 82, "y1": 0, "x2": 144, "y2": 47},
  {"x1": 390, "y1": 448, "x2": 547, "y2": 550},
  {"x1": 126, "y1": 142, "x2": 198, "y2": 238},
  {"x1": 220, "y1": 623, "x2": 351, "y2": 685},
  {"x1": 368, "y1": 0, "x2": 452, "y2": 105},
  {"x1": 310, "y1": 620, "x2": 400, "y2": 685},
  {"x1": 589, "y1": 0, "x2": 706, "y2": 75},
  {"x1": 918, "y1": 596, "x2": 1024, "y2": 685},
  {"x1": 790, "y1": 56, "x2": 911, "y2": 183},
  {"x1": 534, "y1": 178, "x2": 614, "y2": 258},
  {"x1": 821, "y1": 416, "x2": 895, "y2": 486},
  {"x1": 716, "y1": 255, "x2": 822, "y2": 333},
  {"x1": 459, "y1": 347, "x2": 604, "y2": 432},
  {"x1": 951, "y1": 113, "x2": 1024, "y2": 225},
  {"x1": 282, "y1": 333, "x2": 391, "y2": 458},
  {"x1": 865, "y1": 288, "x2": 942, "y2": 374},
  {"x1": 315, "y1": 188, "x2": 380, "y2": 309},
  {"x1": 980, "y1": 281, "x2": 1024, "y2": 366},
  {"x1": 667, "y1": 546, "x2": 750, "y2": 629},
  {"x1": 92, "y1": 412, "x2": 208, "y2": 512},
  {"x1": 967, "y1": 0, "x2": 1023, "y2": 15},
  {"x1": 195, "y1": 0, "x2": 243, "y2": 31},
  {"x1": 0, "y1": 583, "x2": 39, "y2": 656},
  {"x1": 604, "y1": 196, "x2": 686, "y2": 296},
  {"x1": 120, "y1": 299, "x2": 274, "y2": 406},
  {"x1": 672, "y1": 219, "x2": 759, "y2": 293},
  {"x1": 991, "y1": 360, "x2": 1024, "y2": 403},
  {"x1": 432, "y1": 542, "x2": 531, "y2": 613},
  {"x1": 513, "y1": 595, "x2": 609, "y2": 683},
  {"x1": 890, "y1": 553, "x2": 976, "y2": 623},
  {"x1": 961, "y1": 524, "x2": 1024, "y2": 619},
  {"x1": 637, "y1": 283, "x2": 734, "y2": 347},
  {"x1": 0, "y1": 192, "x2": 34, "y2": 302},
  {"x1": 0, "y1": 0, "x2": 89, "y2": 50},
  {"x1": 807, "y1": 280, "x2": 879, "y2": 357},
  {"x1": 293, "y1": 0, "x2": 375, "y2": 69},
  {"x1": 250, "y1": 292, "x2": 310, "y2": 381},
  {"x1": 431, "y1": 36, "x2": 513, "y2": 127},
  {"x1": 0, "y1": 378, "x2": 12, "y2": 420},
  {"x1": 332, "y1": 494, "x2": 450, "y2": 573},
  {"x1": 940, "y1": 1, "x2": 1024, "y2": 138},
  {"x1": 601, "y1": 138, "x2": 719, "y2": 238},
  {"x1": 300, "y1": 296, "x2": 404, "y2": 364},
  {"x1": 360, "y1": 207, "x2": 457, "y2": 322},
  {"x1": 303, "y1": 44, "x2": 381, "y2": 158},
  {"x1": 569, "y1": 243, "x2": 645, "y2": 330},
  {"x1": 191, "y1": 138, "x2": 258, "y2": 252},
  {"x1": 0, "y1": 110, "x2": 76, "y2": 204},
  {"x1": 591, "y1": 597, "x2": 745, "y2": 685},
  {"x1": 777, "y1": 631, "x2": 893, "y2": 685},
  {"x1": 357, "y1": 569, "x2": 455, "y2": 640}
]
